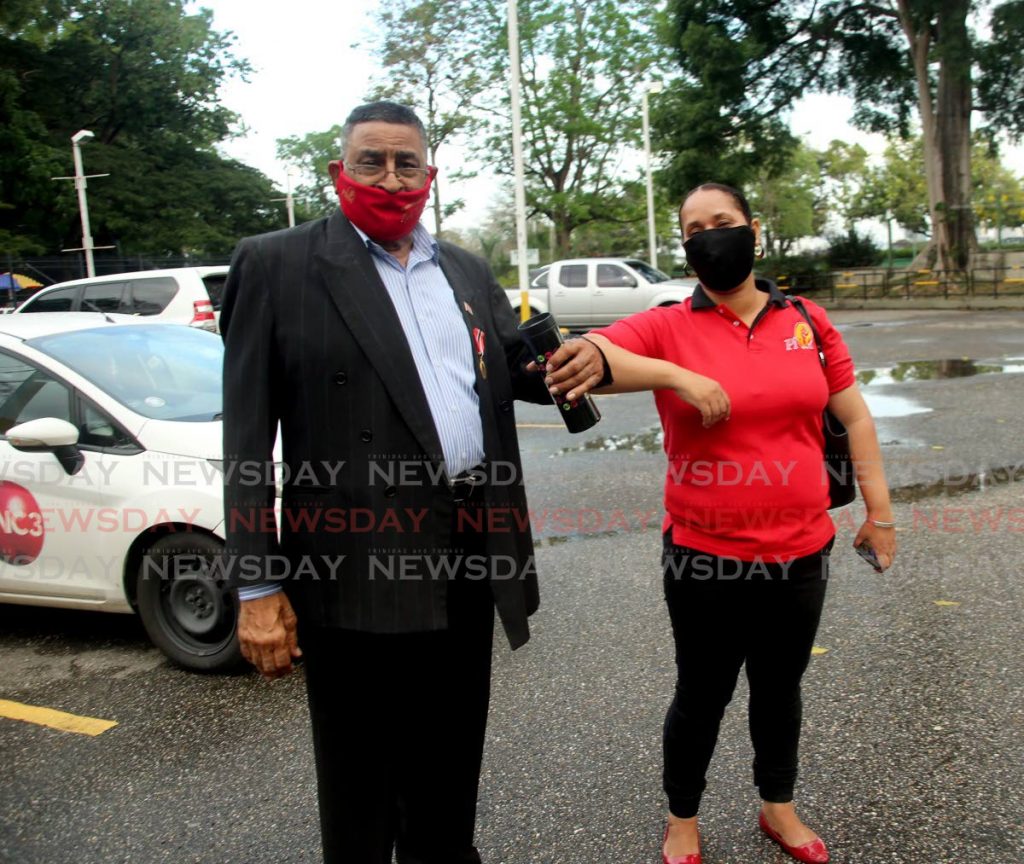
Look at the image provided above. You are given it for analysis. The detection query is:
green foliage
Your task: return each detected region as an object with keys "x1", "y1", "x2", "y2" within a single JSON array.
[
  {"x1": 977, "y1": 1, "x2": 1024, "y2": 140},
  {"x1": 349, "y1": 0, "x2": 675, "y2": 253},
  {"x1": 851, "y1": 137, "x2": 929, "y2": 235},
  {"x1": 361, "y1": 0, "x2": 496, "y2": 233},
  {"x1": 658, "y1": 1, "x2": 1024, "y2": 269},
  {"x1": 476, "y1": 0, "x2": 672, "y2": 254},
  {"x1": 850, "y1": 134, "x2": 1024, "y2": 237},
  {"x1": 826, "y1": 230, "x2": 882, "y2": 269},
  {"x1": 0, "y1": 0, "x2": 284, "y2": 257},
  {"x1": 276, "y1": 126, "x2": 343, "y2": 218},
  {"x1": 972, "y1": 141, "x2": 1024, "y2": 232},
  {"x1": 748, "y1": 143, "x2": 823, "y2": 256}
]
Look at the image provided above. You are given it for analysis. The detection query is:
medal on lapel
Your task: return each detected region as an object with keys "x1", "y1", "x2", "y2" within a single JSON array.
[{"x1": 472, "y1": 327, "x2": 487, "y2": 379}]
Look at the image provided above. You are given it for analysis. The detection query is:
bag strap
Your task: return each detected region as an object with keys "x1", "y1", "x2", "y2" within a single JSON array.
[{"x1": 788, "y1": 296, "x2": 827, "y2": 370}]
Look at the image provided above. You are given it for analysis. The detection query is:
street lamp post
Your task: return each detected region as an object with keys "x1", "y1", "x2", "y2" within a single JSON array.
[
  {"x1": 71, "y1": 130, "x2": 98, "y2": 277},
  {"x1": 54, "y1": 130, "x2": 110, "y2": 277},
  {"x1": 642, "y1": 81, "x2": 663, "y2": 271},
  {"x1": 508, "y1": 0, "x2": 532, "y2": 322}
]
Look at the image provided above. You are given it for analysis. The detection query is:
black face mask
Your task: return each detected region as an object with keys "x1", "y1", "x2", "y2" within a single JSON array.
[{"x1": 683, "y1": 225, "x2": 756, "y2": 295}]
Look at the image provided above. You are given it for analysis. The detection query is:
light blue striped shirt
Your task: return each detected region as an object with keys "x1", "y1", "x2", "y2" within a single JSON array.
[{"x1": 237, "y1": 221, "x2": 485, "y2": 601}]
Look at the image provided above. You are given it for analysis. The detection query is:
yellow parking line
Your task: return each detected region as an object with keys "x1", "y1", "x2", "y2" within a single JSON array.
[
  {"x1": 516, "y1": 423, "x2": 565, "y2": 429},
  {"x1": 0, "y1": 699, "x2": 117, "y2": 736}
]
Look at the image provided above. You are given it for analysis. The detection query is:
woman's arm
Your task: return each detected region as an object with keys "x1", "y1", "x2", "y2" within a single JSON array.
[
  {"x1": 828, "y1": 384, "x2": 897, "y2": 570},
  {"x1": 547, "y1": 333, "x2": 731, "y2": 428}
]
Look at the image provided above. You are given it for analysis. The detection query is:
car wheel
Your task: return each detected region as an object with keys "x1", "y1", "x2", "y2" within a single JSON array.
[{"x1": 135, "y1": 533, "x2": 243, "y2": 673}]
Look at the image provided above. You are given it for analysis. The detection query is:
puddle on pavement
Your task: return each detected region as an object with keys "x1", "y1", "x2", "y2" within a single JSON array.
[
  {"x1": 890, "y1": 462, "x2": 1024, "y2": 502},
  {"x1": 862, "y1": 392, "x2": 932, "y2": 418},
  {"x1": 857, "y1": 357, "x2": 1024, "y2": 386},
  {"x1": 561, "y1": 426, "x2": 664, "y2": 454}
]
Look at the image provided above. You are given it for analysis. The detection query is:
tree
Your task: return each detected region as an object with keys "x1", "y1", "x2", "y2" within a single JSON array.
[
  {"x1": 1, "y1": 0, "x2": 283, "y2": 259},
  {"x1": 468, "y1": 0, "x2": 671, "y2": 255},
  {"x1": 748, "y1": 142, "x2": 824, "y2": 256},
  {"x1": 853, "y1": 136, "x2": 930, "y2": 241},
  {"x1": 276, "y1": 126, "x2": 344, "y2": 219},
  {"x1": 971, "y1": 141, "x2": 1024, "y2": 240},
  {"x1": 817, "y1": 141, "x2": 871, "y2": 231},
  {"x1": 659, "y1": 1, "x2": 1024, "y2": 272},
  {"x1": 852, "y1": 133, "x2": 1024, "y2": 243},
  {"x1": 362, "y1": 0, "x2": 493, "y2": 236},
  {"x1": 293, "y1": 0, "x2": 673, "y2": 253}
]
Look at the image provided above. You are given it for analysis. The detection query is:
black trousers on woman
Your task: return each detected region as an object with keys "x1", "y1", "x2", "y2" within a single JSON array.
[{"x1": 661, "y1": 533, "x2": 832, "y2": 818}]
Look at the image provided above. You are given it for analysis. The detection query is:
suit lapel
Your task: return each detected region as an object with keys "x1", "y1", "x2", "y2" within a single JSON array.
[{"x1": 313, "y1": 212, "x2": 445, "y2": 463}]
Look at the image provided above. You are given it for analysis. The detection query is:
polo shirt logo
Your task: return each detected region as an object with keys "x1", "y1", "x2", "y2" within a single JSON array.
[{"x1": 785, "y1": 321, "x2": 815, "y2": 352}]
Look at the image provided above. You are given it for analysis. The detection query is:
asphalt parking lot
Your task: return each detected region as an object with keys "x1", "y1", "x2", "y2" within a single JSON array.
[{"x1": 1, "y1": 308, "x2": 1022, "y2": 863}]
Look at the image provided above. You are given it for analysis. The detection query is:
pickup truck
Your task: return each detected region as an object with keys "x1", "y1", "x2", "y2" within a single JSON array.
[{"x1": 505, "y1": 258, "x2": 697, "y2": 329}]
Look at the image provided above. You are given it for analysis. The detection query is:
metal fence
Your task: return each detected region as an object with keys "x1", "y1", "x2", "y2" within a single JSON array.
[{"x1": 777, "y1": 265, "x2": 1024, "y2": 301}]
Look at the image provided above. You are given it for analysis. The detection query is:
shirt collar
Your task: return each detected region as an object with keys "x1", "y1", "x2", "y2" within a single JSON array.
[
  {"x1": 351, "y1": 221, "x2": 440, "y2": 265},
  {"x1": 691, "y1": 277, "x2": 789, "y2": 310}
]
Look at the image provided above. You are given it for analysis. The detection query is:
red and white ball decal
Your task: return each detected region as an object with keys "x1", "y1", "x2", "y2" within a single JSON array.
[{"x1": 0, "y1": 481, "x2": 45, "y2": 565}]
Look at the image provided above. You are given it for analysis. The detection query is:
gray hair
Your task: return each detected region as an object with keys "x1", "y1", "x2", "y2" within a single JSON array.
[{"x1": 339, "y1": 101, "x2": 427, "y2": 158}]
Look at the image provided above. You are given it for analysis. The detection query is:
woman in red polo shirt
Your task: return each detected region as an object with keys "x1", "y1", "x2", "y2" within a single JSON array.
[{"x1": 552, "y1": 183, "x2": 895, "y2": 864}]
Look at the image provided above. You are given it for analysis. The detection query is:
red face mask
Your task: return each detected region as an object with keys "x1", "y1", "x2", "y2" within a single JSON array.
[{"x1": 334, "y1": 166, "x2": 436, "y2": 242}]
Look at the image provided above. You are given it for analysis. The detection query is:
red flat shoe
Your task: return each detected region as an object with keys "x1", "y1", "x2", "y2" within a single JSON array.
[
  {"x1": 758, "y1": 811, "x2": 829, "y2": 864},
  {"x1": 662, "y1": 825, "x2": 702, "y2": 864}
]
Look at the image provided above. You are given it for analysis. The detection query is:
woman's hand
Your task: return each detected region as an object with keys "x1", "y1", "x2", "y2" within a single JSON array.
[
  {"x1": 853, "y1": 521, "x2": 896, "y2": 571},
  {"x1": 673, "y1": 368, "x2": 730, "y2": 427}
]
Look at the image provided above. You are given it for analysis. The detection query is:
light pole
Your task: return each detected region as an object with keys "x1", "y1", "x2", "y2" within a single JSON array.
[
  {"x1": 508, "y1": 0, "x2": 531, "y2": 322},
  {"x1": 272, "y1": 168, "x2": 299, "y2": 228},
  {"x1": 285, "y1": 169, "x2": 296, "y2": 229},
  {"x1": 71, "y1": 130, "x2": 98, "y2": 277},
  {"x1": 642, "y1": 81, "x2": 663, "y2": 270},
  {"x1": 54, "y1": 130, "x2": 110, "y2": 277}
]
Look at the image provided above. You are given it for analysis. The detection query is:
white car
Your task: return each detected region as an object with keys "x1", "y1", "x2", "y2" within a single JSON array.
[
  {"x1": 12, "y1": 266, "x2": 228, "y2": 332},
  {"x1": 0, "y1": 313, "x2": 238, "y2": 671}
]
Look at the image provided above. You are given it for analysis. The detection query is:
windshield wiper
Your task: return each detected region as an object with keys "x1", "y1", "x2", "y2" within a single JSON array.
[{"x1": 82, "y1": 300, "x2": 116, "y2": 323}]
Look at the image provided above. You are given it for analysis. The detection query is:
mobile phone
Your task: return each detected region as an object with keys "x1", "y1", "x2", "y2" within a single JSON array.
[{"x1": 855, "y1": 541, "x2": 884, "y2": 572}]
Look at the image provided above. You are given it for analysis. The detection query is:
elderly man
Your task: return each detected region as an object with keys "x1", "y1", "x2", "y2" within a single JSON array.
[{"x1": 220, "y1": 100, "x2": 607, "y2": 863}]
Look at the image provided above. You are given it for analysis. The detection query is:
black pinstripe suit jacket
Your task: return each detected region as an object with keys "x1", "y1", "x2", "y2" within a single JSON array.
[{"x1": 220, "y1": 211, "x2": 550, "y2": 649}]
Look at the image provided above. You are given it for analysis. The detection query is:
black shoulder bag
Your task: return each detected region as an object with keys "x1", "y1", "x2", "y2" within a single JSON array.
[{"x1": 789, "y1": 297, "x2": 856, "y2": 509}]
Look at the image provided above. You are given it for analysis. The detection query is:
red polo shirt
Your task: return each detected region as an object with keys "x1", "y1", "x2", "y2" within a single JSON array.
[{"x1": 593, "y1": 280, "x2": 855, "y2": 561}]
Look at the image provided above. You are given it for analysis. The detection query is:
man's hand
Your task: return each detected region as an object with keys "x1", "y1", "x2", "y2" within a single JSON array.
[
  {"x1": 237, "y1": 592, "x2": 302, "y2": 679},
  {"x1": 673, "y1": 369, "x2": 730, "y2": 427},
  {"x1": 526, "y1": 337, "x2": 606, "y2": 401}
]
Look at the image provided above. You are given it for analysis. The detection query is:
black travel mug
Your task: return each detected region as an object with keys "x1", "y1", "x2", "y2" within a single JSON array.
[{"x1": 517, "y1": 312, "x2": 601, "y2": 434}]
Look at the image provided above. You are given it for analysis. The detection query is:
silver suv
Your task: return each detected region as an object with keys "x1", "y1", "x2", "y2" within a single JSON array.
[{"x1": 13, "y1": 266, "x2": 228, "y2": 332}]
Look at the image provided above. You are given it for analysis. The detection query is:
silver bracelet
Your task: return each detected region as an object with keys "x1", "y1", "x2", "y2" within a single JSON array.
[{"x1": 871, "y1": 519, "x2": 897, "y2": 528}]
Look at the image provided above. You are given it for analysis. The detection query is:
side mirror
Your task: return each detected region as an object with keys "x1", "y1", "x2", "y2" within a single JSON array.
[
  {"x1": 622, "y1": 275, "x2": 638, "y2": 288},
  {"x1": 6, "y1": 417, "x2": 84, "y2": 475}
]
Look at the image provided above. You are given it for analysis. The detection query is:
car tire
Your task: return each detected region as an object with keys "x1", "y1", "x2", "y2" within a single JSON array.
[{"x1": 135, "y1": 533, "x2": 243, "y2": 673}]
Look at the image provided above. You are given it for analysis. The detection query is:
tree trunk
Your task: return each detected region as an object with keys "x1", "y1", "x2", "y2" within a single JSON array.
[
  {"x1": 899, "y1": 0, "x2": 976, "y2": 273},
  {"x1": 554, "y1": 219, "x2": 572, "y2": 258},
  {"x1": 936, "y1": 0, "x2": 976, "y2": 271}
]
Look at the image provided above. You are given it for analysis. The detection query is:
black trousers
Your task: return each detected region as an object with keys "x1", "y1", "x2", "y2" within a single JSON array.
[
  {"x1": 661, "y1": 533, "x2": 832, "y2": 818},
  {"x1": 300, "y1": 539, "x2": 495, "y2": 864}
]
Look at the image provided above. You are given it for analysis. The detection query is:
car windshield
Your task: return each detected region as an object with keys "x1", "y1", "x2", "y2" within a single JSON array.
[
  {"x1": 27, "y1": 325, "x2": 223, "y2": 422},
  {"x1": 624, "y1": 259, "x2": 673, "y2": 283}
]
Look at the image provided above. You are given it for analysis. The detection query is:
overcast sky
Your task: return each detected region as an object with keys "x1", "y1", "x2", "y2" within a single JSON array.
[{"x1": 200, "y1": 0, "x2": 1024, "y2": 237}]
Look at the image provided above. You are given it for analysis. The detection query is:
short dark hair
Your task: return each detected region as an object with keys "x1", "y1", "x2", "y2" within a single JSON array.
[
  {"x1": 340, "y1": 101, "x2": 427, "y2": 156},
  {"x1": 680, "y1": 182, "x2": 753, "y2": 224}
]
